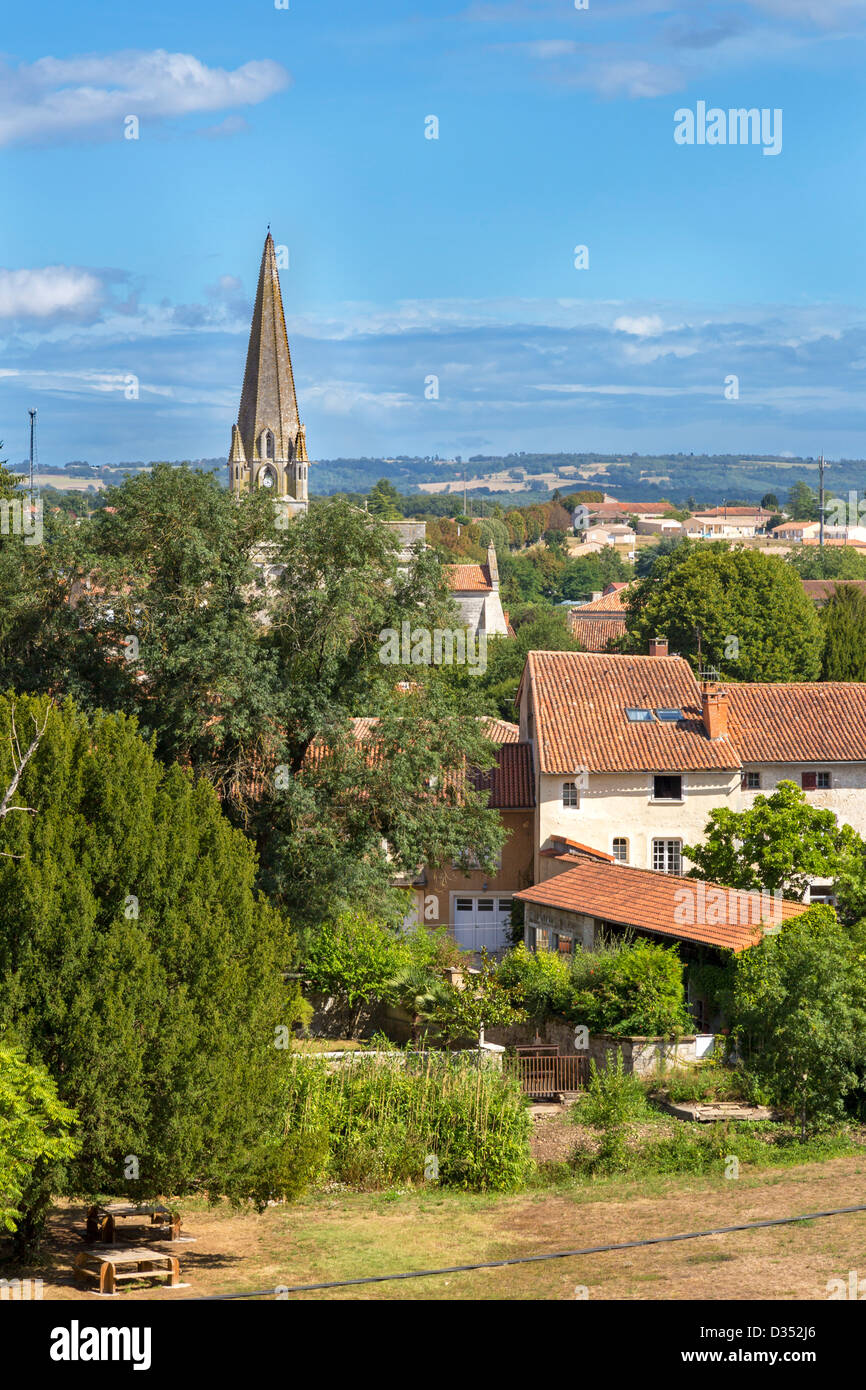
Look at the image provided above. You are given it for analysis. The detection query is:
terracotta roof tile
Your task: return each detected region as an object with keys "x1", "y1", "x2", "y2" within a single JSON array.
[
  {"x1": 573, "y1": 585, "x2": 633, "y2": 615},
  {"x1": 483, "y1": 718, "x2": 520, "y2": 743},
  {"x1": 526, "y1": 651, "x2": 739, "y2": 774},
  {"x1": 516, "y1": 859, "x2": 809, "y2": 952},
  {"x1": 569, "y1": 616, "x2": 627, "y2": 651},
  {"x1": 801, "y1": 579, "x2": 866, "y2": 608},
  {"x1": 446, "y1": 563, "x2": 492, "y2": 592},
  {"x1": 473, "y1": 743, "x2": 535, "y2": 809},
  {"x1": 726, "y1": 684, "x2": 866, "y2": 764}
]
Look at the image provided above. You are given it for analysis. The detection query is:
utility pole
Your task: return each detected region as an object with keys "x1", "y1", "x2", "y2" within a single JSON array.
[
  {"x1": 28, "y1": 409, "x2": 37, "y2": 506},
  {"x1": 463, "y1": 471, "x2": 467, "y2": 517},
  {"x1": 819, "y1": 452, "x2": 827, "y2": 550}
]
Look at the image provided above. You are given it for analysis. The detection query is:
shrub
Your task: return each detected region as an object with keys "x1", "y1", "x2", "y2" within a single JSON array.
[
  {"x1": 283, "y1": 1054, "x2": 533, "y2": 1192},
  {"x1": 572, "y1": 1054, "x2": 648, "y2": 1173},
  {"x1": 729, "y1": 906, "x2": 866, "y2": 1131},
  {"x1": 570, "y1": 939, "x2": 690, "y2": 1038},
  {"x1": 497, "y1": 943, "x2": 572, "y2": 1020},
  {"x1": 0, "y1": 1045, "x2": 80, "y2": 1252}
]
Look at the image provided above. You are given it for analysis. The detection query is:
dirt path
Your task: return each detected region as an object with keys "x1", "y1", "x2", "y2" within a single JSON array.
[{"x1": 15, "y1": 1153, "x2": 866, "y2": 1301}]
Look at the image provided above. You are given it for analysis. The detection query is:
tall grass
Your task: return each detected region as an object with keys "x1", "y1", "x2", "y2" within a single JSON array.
[{"x1": 284, "y1": 1053, "x2": 533, "y2": 1193}]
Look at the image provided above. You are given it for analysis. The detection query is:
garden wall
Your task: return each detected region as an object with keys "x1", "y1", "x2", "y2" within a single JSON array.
[{"x1": 589, "y1": 1034, "x2": 712, "y2": 1075}]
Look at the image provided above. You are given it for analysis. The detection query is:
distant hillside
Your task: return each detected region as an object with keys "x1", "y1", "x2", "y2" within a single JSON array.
[{"x1": 38, "y1": 451, "x2": 864, "y2": 507}]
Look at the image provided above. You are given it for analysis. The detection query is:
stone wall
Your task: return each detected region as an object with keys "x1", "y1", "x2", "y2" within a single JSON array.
[{"x1": 589, "y1": 1034, "x2": 705, "y2": 1075}]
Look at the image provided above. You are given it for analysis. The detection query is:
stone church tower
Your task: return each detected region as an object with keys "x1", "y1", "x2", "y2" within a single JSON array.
[{"x1": 228, "y1": 231, "x2": 311, "y2": 517}]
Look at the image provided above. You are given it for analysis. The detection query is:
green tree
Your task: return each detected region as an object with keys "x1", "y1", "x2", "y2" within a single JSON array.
[
  {"x1": 789, "y1": 546, "x2": 866, "y2": 580},
  {"x1": 570, "y1": 939, "x2": 690, "y2": 1037},
  {"x1": 0, "y1": 1045, "x2": 80, "y2": 1252},
  {"x1": 730, "y1": 907, "x2": 866, "y2": 1131},
  {"x1": 0, "y1": 693, "x2": 307, "y2": 1213},
  {"x1": 821, "y1": 585, "x2": 866, "y2": 681},
  {"x1": 367, "y1": 478, "x2": 403, "y2": 519},
  {"x1": 787, "y1": 480, "x2": 819, "y2": 522},
  {"x1": 442, "y1": 604, "x2": 580, "y2": 718},
  {"x1": 497, "y1": 943, "x2": 572, "y2": 1022},
  {"x1": 624, "y1": 545, "x2": 822, "y2": 680},
  {"x1": 431, "y1": 953, "x2": 526, "y2": 1046},
  {"x1": 761, "y1": 492, "x2": 779, "y2": 511},
  {"x1": 684, "y1": 781, "x2": 862, "y2": 898}
]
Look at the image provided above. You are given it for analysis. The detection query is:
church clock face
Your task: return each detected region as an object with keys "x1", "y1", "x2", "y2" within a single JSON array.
[{"x1": 260, "y1": 467, "x2": 276, "y2": 489}]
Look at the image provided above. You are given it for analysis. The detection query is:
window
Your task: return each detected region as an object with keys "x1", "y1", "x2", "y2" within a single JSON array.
[
  {"x1": 534, "y1": 927, "x2": 550, "y2": 952},
  {"x1": 802, "y1": 771, "x2": 830, "y2": 791},
  {"x1": 562, "y1": 781, "x2": 579, "y2": 807},
  {"x1": 743, "y1": 771, "x2": 760, "y2": 790},
  {"x1": 612, "y1": 838, "x2": 628, "y2": 863},
  {"x1": 557, "y1": 935, "x2": 573, "y2": 955},
  {"x1": 655, "y1": 708, "x2": 683, "y2": 723},
  {"x1": 476, "y1": 898, "x2": 494, "y2": 914},
  {"x1": 809, "y1": 882, "x2": 836, "y2": 905},
  {"x1": 498, "y1": 898, "x2": 513, "y2": 914},
  {"x1": 653, "y1": 774, "x2": 682, "y2": 801},
  {"x1": 456, "y1": 898, "x2": 473, "y2": 912},
  {"x1": 626, "y1": 708, "x2": 654, "y2": 723},
  {"x1": 653, "y1": 839, "x2": 682, "y2": 875}
]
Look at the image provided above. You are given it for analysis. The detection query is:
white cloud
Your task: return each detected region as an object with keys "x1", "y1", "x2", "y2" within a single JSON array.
[
  {"x1": 0, "y1": 50, "x2": 290, "y2": 148},
  {"x1": 0, "y1": 266, "x2": 107, "y2": 319},
  {"x1": 613, "y1": 314, "x2": 665, "y2": 336}
]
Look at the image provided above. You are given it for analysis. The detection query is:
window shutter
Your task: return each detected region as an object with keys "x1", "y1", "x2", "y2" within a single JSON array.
[{"x1": 802, "y1": 771, "x2": 817, "y2": 791}]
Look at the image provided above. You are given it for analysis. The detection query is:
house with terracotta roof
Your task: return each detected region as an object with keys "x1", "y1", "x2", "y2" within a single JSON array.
[
  {"x1": 444, "y1": 543, "x2": 509, "y2": 637},
  {"x1": 515, "y1": 848, "x2": 811, "y2": 1027},
  {"x1": 567, "y1": 581, "x2": 632, "y2": 652},
  {"x1": 801, "y1": 579, "x2": 866, "y2": 608},
  {"x1": 516, "y1": 648, "x2": 866, "y2": 904},
  {"x1": 310, "y1": 713, "x2": 533, "y2": 957},
  {"x1": 416, "y1": 733, "x2": 536, "y2": 957},
  {"x1": 684, "y1": 507, "x2": 774, "y2": 538}
]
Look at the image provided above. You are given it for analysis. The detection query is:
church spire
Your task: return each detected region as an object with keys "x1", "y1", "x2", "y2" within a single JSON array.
[{"x1": 228, "y1": 231, "x2": 310, "y2": 511}]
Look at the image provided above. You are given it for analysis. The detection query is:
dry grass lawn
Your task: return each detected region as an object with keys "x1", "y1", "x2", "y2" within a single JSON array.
[{"x1": 12, "y1": 1151, "x2": 866, "y2": 1302}]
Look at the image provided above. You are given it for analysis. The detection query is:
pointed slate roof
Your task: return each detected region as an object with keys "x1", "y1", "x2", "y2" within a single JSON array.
[{"x1": 236, "y1": 232, "x2": 300, "y2": 462}]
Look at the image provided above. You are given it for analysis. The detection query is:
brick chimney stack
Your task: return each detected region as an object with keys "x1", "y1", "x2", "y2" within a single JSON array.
[
  {"x1": 702, "y1": 683, "x2": 729, "y2": 740},
  {"x1": 648, "y1": 637, "x2": 668, "y2": 658}
]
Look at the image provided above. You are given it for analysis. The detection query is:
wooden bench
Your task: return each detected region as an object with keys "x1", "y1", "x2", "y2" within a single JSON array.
[
  {"x1": 74, "y1": 1247, "x2": 181, "y2": 1296},
  {"x1": 85, "y1": 1203, "x2": 181, "y2": 1244}
]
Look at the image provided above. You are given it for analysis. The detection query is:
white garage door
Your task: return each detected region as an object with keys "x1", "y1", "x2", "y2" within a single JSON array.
[{"x1": 452, "y1": 896, "x2": 513, "y2": 953}]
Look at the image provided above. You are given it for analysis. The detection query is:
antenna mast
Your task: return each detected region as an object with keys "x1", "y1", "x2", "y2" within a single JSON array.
[
  {"x1": 28, "y1": 409, "x2": 39, "y2": 505},
  {"x1": 818, "y1": 451, "x2": 827, "y2": 550}
]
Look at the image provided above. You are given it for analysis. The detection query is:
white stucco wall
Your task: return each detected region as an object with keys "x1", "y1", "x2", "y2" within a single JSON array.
[
  {"x1": 535, "y1": 769, "x2": 741, "y2": 877},
  {"x1": 740, "y1": 764, "x2": 866, "y2": 840},
  {"x1": 452, "y1": 590, "x2": 509, "y2": 637}
]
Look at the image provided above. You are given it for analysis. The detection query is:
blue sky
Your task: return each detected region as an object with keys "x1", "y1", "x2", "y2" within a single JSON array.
[{"x1": 1, "y1": 0, "x2": 865, "y2": 471}]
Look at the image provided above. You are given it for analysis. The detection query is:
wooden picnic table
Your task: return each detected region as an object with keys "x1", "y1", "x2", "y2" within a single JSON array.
[
  {"x1": 74, "y1": 1247, "x2": 181, "y2": 1296},
  {"x1": 85, "y1": 1202, "x2": 181, "y2": 1244}
]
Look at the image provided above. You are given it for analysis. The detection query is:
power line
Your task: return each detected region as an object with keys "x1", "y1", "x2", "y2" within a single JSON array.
[{"x1": 196, "y1": 1201, "x2": 866, "y2": 1299}]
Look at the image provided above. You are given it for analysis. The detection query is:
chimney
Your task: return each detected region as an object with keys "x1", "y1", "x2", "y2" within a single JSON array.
[
  {"x1": 591, "y1": 590, "x2": 602, "y2": 602},
  {"x1": 702, "y1": 683, "x2": 729, "y2": 741},
  {"x1": 486, "y1": 541, "x2": 499, "y2": 590},
  {"x1": 648, "y1": 637, "x2": 668, "y2": 658}
]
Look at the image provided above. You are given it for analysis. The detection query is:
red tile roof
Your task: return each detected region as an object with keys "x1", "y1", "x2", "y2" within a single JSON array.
[
  {"x1": 473, "y1": 742, "x2": 535, "y2": 809},
  {"x1": 573, "y1": 585, "x2": 633, "y2": 615},
  {"x1": 516, "y1": 859, "x2": 810, "y2": 952},
  {"x1": 569, "y1": 615, "x2": 627, "y2": 652},
  {"x1": 446, "y1": 563, "x2": 492, "y2": 592},
  {"x1": 802, "y1": 579, "x2": 866, "y2": 608},
  {"x1": 483, "y1": 718, "x2": 520, "y2": 743},
  {"x1": 524, "y1": 651, "x2": 740, "y2": 774},
  {"x1": 726, "y1": 684, "x2": 866, "y2": 764}
]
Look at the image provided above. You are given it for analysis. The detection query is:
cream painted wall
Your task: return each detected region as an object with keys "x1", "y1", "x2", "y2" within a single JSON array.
[
  {"x1": 741, "y1": 764, "x2": 866, "y2": 840},
  {"x1": 534, "y1": 769, "x2": 741, "y2": 877}
]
